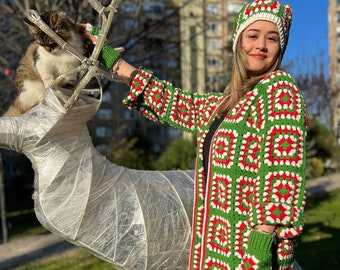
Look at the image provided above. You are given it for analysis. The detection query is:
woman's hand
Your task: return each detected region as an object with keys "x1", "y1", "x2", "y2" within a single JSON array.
[
  {"x1": 78, "y1": 23, "x2": 121, "y2": 70},
  {"x1": 79, "y1": 23, "x2": 98, "y2": 44},
  {"x1": 78, "y1": 23, "x2": 137, "y2": 83}
]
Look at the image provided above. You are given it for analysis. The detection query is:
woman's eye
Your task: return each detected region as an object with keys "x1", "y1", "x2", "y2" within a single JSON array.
[{"x1": 268, "y1": 37, "x2": 279, "y2": 42}]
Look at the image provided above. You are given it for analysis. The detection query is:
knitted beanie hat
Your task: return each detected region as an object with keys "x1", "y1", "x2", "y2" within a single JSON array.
[{"x1": 232, "y1": 0, "x2": 292, "y2": 54}]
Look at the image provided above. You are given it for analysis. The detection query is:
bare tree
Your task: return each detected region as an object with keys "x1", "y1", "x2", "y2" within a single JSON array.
[
  {"x1": 291, "y1": 54, "x2": 331, "y2": 127},
  {"x1": 0, "y1": 0, "x2": 98, "y2": 114},
  {"x1": 291, "y1": 56, "x2": 340, "y2": 165}
]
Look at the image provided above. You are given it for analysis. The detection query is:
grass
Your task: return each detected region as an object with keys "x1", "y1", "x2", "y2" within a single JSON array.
[
  {"x1": 6, "y1": 209, "x2": 48, "y2": 239},
  {"x1": 3, "y1": 210, "x2": 113, "y2": 270},
  {"x1": 3, "y1": 188, "x2": 340, "y2": 269},
  {"x1": 14, "y1": 248, "x2": 113, "y2": 270},
  {"x1": 295, "y1": 187, "x2": 340, "y2": 269}
]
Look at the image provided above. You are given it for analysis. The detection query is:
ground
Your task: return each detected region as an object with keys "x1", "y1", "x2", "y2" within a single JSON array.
[{"x1": 0, "y1": 172, "x2": 340, "y2": 269}]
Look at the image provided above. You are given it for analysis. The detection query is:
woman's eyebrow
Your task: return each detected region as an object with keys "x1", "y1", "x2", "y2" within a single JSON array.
[
  {"x1": 246, "y1": 28, "x2": 279, "y2": 35},
  {"x1": 268, "y1": 30, "x2": 280, "y2": 35}
]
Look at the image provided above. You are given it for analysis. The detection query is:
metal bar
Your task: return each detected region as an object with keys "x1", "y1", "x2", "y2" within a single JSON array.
[
  {"x1": 24, "y1": 0, "x2": 124, "y2": 110},
  {"x1": 64, "y1": 0, "x2": 123, "y2": 109}
]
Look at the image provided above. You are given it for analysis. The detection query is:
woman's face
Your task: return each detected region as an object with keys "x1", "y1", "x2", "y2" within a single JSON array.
[{"x1": 241, "y1": 20, "x2": 280, "y2": 78}]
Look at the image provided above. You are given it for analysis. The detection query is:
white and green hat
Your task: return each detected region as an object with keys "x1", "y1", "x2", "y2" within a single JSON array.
[{"x1": 232, "y1": 0, "x2": 292, "y2": 54}]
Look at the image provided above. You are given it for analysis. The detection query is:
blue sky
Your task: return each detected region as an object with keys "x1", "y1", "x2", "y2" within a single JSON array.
[{"x1": 282, "y1": 0, "x2": 329, "y2": 77}]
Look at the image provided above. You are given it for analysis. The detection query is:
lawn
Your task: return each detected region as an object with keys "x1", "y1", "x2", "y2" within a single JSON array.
[
  {"x1": 14, "y1": 248, "x2": 113, "y2": 270},
  {"x1": 3, "y1": 188, "x2": 340, "y2": 269},
  {"x1": 295, "y1": 187, "x2": 340, "y2": 269},
  {"x1": 3, "y1": 208, "x2": 114, "y2": 269}
]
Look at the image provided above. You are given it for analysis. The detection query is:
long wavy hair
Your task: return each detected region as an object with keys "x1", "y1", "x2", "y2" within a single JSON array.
[{"x1": 216, "y1": 35, "x2": 283, "y2": 116}]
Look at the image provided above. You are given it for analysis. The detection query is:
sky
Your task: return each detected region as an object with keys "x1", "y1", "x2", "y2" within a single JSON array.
[{"x1": 282, "y1": 0, "x2": 329, "y2": 77}]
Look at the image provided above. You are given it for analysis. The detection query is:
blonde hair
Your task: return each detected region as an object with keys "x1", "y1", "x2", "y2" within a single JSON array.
[{"x1": 217, "y1": 36, "x2": 282, "y2": 116}]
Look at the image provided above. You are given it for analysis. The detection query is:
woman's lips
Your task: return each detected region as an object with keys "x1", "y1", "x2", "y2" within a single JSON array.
[{"x1": 249, "y1": 54, "x2": 267, "y2": 59}]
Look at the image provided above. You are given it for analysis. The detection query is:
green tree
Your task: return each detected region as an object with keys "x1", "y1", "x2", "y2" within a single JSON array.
[
  {"x1": 154, "y1": 137, "x2": 196, "y2": 170},
  {"x1": 106, "y1": 125, "x2": 154, "y2": 170},
  {"x1": 307, "y1": 117, "x2": 337, "y2": 161}
]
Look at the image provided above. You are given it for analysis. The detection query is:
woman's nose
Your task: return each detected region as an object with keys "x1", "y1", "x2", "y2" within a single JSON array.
[{"x1": 256, "y1": 38, "x2": 267, "y2": 51}]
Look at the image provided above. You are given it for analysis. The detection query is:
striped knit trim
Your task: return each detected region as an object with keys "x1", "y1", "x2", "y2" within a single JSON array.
[{"x1": 232, "y1": 0, "x2": 292, "y2": 53}]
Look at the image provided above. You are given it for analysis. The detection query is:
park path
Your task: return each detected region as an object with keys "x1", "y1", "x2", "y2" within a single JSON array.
[
  {"x1": 0, "y1": 173, "x2": 339, "y2": 269},
  {"x1": 0, "y1": 233, "x2": 75, "y2": 269}
]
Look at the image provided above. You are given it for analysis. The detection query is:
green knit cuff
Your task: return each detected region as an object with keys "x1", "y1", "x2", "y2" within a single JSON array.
[
  {"x1": 88, "y1": 25, "x2": 121, "y2": 69},
  {"x1": 99, "y1": 43, "x2": 121, "y2": 70},
  {"x1": 247, "y1": 231, "x2": 274, "y2": 256}
]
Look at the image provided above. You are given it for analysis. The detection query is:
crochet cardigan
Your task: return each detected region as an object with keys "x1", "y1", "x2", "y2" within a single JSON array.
[{"x1": 123, "y1": 68, "x2": 307, "y2": 270}]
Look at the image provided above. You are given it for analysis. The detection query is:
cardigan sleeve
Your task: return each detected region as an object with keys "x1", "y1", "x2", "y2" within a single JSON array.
[
  {"x1": 250, "y1": 71, "x2": 308, "y2": 239},
  {"x1": 122, "y1": 68, "x2": 223, "y2": 134}
]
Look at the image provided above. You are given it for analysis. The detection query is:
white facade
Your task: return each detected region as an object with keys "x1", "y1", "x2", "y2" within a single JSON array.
[{"x1": 329, "y1": 0, "x2": 340, "y2": 144}]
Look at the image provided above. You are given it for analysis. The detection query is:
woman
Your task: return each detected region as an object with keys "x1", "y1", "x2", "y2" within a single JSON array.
[{"x1": 83, "y1": 0, "x2": 307, "y2": 269}]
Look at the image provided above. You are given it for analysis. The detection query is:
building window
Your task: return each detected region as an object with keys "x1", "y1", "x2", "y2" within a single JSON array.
[
  {"x1": 126, "y1": 126, "x2": 136, "y2": 137},
  {"x1": 124, "y1": 110, "x2": 139, "y2": 120},
  {"x1": 206, "y1": 73, "x2": 222, "y2": 91},
  {"x1": 96, "y1": 126, "x2": 113, "y2": 138},
  {"x1": 227, "y1": 22, "x2": 234, "y2": 35},
  {"x1": 126, "y1": 37, "x2": 139, "y2": 49},
  {"x1": 206, "y1": 21, "x2": 222, "y2": 33},
  {"x1": 126, "y1": 55, "x2": 138, "y2": 64},
  {"x1": 167, "y1": 25, "x2": 177, "y2": 35},
  {"x1": 207, "y1": 56, "x2": 223, "y2": 67},
  {"x1": 336, "y1": 42, "x2": 340, "y2": 54},
  {"x1": 165, "y1": 8, "x2": 176, "y2": 17},
  {"x1": 148, "y1": 126, "x2": 166, "y2": 140},
  {"x1": 336, "y1": 73, "x2": 340, "y2": 85},
  {"x1": 206, "y1": 38, "x2": 222, "y2": 50},
  {"x1": 121, "y1": 18, "x2": 138, "y2": 31},
  {"x1": 121, "y1": 2, "x2": 137, "y2": 14},
  {"x1": 97, "y1": 109, "x2": 112, "y2": 120},
  {"x1": 168, "y1": 127, "x2": 181, "y2": 138},
  {"x1": 167, "y1": 59, "x2": 177, "y2": 68},
  {"x1": 95, "y1": 144, "x2": 108, "y2": 154},
  {"x1": 206, "y1": 4, "x2": 221, "y2": 15},
  {"x1": 143, "y1": 2, "x2": 164, "y2": 20},
  {"x1": 337, "y1": 26, "x2": 340, "y2": 38},
  {"x1": 337, "y1": 11, "x2": 340, "y2": 23},
  {"x1": 227, "y1": 39, "x2": 233, "y2": 52},
  {"x1": 227, "y1": 3, "x2": 244, "y2": 14},
  {"x1": 102, "y1": 91, "x2": 111, "y2": 102},
  {"x1": 167, "y1": 43, "x2": 177, "y2": 53}
]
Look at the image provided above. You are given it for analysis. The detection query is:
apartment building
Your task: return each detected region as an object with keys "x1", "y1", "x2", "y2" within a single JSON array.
[
  {"x1": 180, "y1": 0, "x2": 246, "y2": 140},
  {"x1": 90, "y1": 0, "x2": 246, "y2": 157},
  {"x1": 90, "y1": 0, "x2": 183, "y2": 156},
  {"x1": 180, "y1": 0, "x2": 246, "y2": 94},
  {"x1": 329, "y1": 0, "x2": 340, "y2": 143}
]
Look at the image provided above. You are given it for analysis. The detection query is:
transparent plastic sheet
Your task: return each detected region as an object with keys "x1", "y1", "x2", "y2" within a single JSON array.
[{"x1": 0, "y1": 88, "x2": 194, "y2": 269}]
